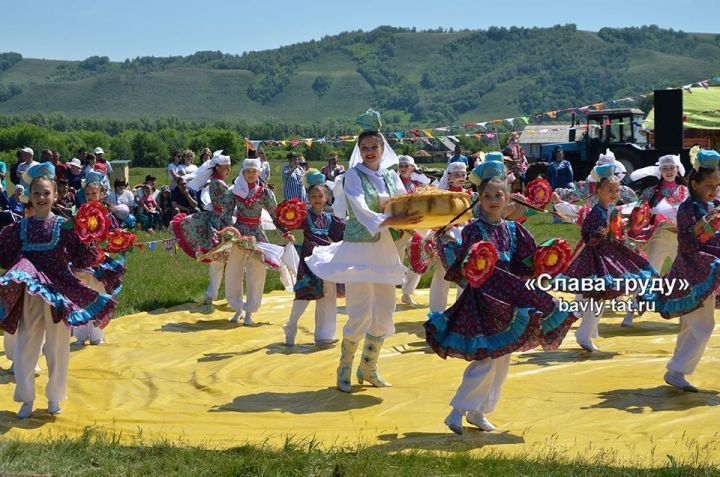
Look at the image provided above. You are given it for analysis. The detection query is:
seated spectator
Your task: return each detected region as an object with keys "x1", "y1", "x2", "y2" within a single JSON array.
[
  {"x1": 139, "y1": 184, "x2": 162, "y2": 232},
  {"x1": 8, "y1": 185, "x2": 25, "y2": 216},
  {"x1": 52, "y1": 178, "x2": 76, "y2": 219},
  {"x1": 157, "y1": 186, "x2": 175, "y2": 229},
  {"x1": 64, "y1": 158, "x2": 84, "y2": 191},
  {"x1": 107, "y1": 179, "x2": 137, "y2": 228},
  {"x1": 171, "y1": 177, "x2": 200, "y2": 215}
]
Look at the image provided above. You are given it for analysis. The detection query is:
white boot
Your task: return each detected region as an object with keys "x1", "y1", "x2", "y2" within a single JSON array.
[
  {"x1": 467, "y1": 412, "x2": 496, "y2": 431},
  {"x1": 664, "y1": 371, "x2": 698, "y2": 393},
  {"x1": 444, "y1": 408, "x2": 464, "y2": 435}
]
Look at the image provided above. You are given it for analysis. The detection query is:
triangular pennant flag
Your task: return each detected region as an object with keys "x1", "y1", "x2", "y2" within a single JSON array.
[
  {"x1": 683, "y1": 84, "x2": 693, "y2": 93},
  {"x1": 244, "y1": 138, "x2": 255, "y2": 151},
  {"x1": 477, "y1": 122, "x2": 487, "y2": 129},
  {"x1": 251, "y1": 140, "x2": 261, "y2": 151},
  {"x1": 422, "y1": 129, "x2": 434, "y2": 138},
  {"x1": 148, "y1": 242, "x2": 157, "y2": 252},
  {"x1": 304, "y1": 140, "x2": 313, "y2": 148},
  {"x1": 699, "y1": 80, "x2": 709, "y2": 90},
  {"x1": 546, "y1": 111, "x2": 558, "y2": 119},
  {"x1": 504, "y1": 118, "x2": 515, "y2": 126},
  {"x1": 592, "y1": 103, "x2": 604, "y2": 110},
  {"x1": 394, "y1": 132, "x2": 404, "y2": 140},
  {"x1": 520, "y1": 116, "x2": 530, "y2": 124}
]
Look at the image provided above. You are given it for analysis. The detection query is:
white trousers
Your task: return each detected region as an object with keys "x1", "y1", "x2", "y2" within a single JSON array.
[
  {"x1": 205, "y1": 261, "x2": 226, "y2": 300},
  {"x1": 668, "y1": 293, "x2": 716, "y2": 375},
  {"x1": 451, "y1": 354, "x2": 512, "y2": 414},
  {"x1": 575, "y1": 295, "x2": 602, "y2": 343},
  {"x1": 343, "y1": 282, "x2": 396, "y2": 341},
  {"x1": 14, "y1": 293, "x2": 71, "y2": 403},
  {"x1": 646, "y1": 228, "x2": 678, "y2": 274},
  {"x1": 429, "y1": 260, "x2": 454, "y2": 313},
  {"x1": 225, "y1": 247, "x2": 267, "y2": 313},
  {"x1": 395, "y1": 232, "x2": 421, "y2": 295},
  {"x1": 285, "y1": 280, "x2": 337, "y2": 342},
  {"x1": 4, "y1": 332, "x2": 15, "y2": 362}
]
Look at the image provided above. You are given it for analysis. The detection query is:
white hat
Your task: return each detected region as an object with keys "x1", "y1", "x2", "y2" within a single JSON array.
[
  {"x1": 68, "y1": 158, "x2": 82, "y2": 168},
  {"x1": 21, "y1": 147, "x2": 33, "y2": 155},
  {"x1": 630, "y1": 154, "x2": 685, "y2": 182},
  {"x1": 94, "y1": 147, "x2": 104, "y2": 154},
  {"x1": 447, "y1": 162, "x2": 467, "y2": 174},
  {"x1": 241, "y1": 158, "x2": 261, "y2": 171},
  {"x1": 187, "y1": 154, "x2": 232, "y2": 190},
  {"x1": 398, "y1": 155, "x2": 416, "y2": 167}
]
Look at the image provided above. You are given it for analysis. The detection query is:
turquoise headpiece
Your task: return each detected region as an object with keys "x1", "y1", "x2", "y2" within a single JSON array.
[
  {"x1": 302, "y1": 169, "x2": 327, "y2": 189},
  {"x1": 484, "y1": 151, "x2": 504, "y2": 162},
  {"x1": 469, "y1": 160, "x2": 506, "y2": 185},
  {"x1": 695, "y1": 149, "x2": 720, "y2": 170},
  {"x1": 356, "y1": 109, "x2": 382, "y2": 131},
  {"x1": 83, "y1": 171, "x2": 105, "y2": 187},
  {"x1": 22, "y1": 163, "x2": 56, "y2": 200},
  {"x1": 591, "y1": 163, "x2": 615, "y2": 181}
]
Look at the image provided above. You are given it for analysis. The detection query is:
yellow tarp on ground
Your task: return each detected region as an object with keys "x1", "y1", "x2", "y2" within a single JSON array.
[{"x1": 1, "y1": 290, "x2": 719, "y2": 466}]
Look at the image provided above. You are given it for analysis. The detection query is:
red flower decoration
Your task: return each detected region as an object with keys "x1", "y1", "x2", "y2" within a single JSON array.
[
  {"x1": 609, "y1": 208, "x2": 626, "y2": 241},
  {"x1": 525, "y1": 178, "x2": 552, "y2": 208},
  {"x1": 629, "y1": 203, "x2": 651, "y2": 236},
  {"x1": 533, "y1": 239, "x2": 571, "y2": 277},
  {"x1": 275, "y1": 199, "x2": 308, "y2": 230},
  {"x1": 576, "y1": 203, "x2": 592, "y2": 226},
  {"x1": 105, "y1": 230, "x2": 137, "y2": 253},
  {"x1": 462, "y1": 241, "x2": 498, "y2": 288},
  {"x1": 408, "y1": 232, "x2": 436, "y2": 274},
  {"x1": 75, "y1": 202, "x2": 111, "y2": 243}
]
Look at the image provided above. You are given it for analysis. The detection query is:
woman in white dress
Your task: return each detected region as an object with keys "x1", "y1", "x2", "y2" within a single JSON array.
[{"x1": 307, "y1": 127, "x2": 421, "y2": 392}]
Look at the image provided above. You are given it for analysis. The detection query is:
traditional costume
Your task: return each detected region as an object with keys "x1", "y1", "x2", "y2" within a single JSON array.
[
  {"x1": 424, "y1": 160, "x2": 577, "y2": 434},
  {"x1": 0, "y1": 163, "x2": 115, "y2": 418},
  {"x1": 556, "y1": 163, "x2": 658, "y2": 352},
  {"x1": 307, "y1": 110, "x2": 407, "y2": 392},
  {"x1": 654, "y1": 150, "x2": 720, "y2": 392},
  {"x1": 283, "y1": 170, "x2": 346, "y2": 346}
]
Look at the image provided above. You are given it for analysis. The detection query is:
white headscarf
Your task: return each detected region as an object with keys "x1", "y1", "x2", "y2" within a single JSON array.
[
  {"x1": 232, "y1": 159, "x2": 262, "y2": 198},
  {"x1": 630, "y1": 154, "x2": 685, "y2": 182},
  {"x1": 438, "y1": 161, "x2": 467, "y2": 190},
  {"x1": 348, "y1": 134, "x2": 398, "y2": 170},
  {"x1": 587, "y1": 149, "x2": 626, "y2": 182},
  {"x1": 188, "y1": 154, "x2": 231, "y2": 191}
]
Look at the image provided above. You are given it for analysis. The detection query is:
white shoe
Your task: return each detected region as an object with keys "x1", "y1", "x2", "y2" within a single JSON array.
[
  {"x1": 48, "y1": 401, "x2": 62, "y2": 415},
  {"x1": 401, "y1": 293, "x2": 419, "y2": 306},
  {"x1": 664, "y1": 371, "x2": 698, "y2": 393},
  {"x1": 17, "y1": 401, "x2": 34, "y2": 419},
  {"x1": 315, "y1": 338, "x2": 339, "y2": 349},
  {"x1": 444, "y1": 409, "x2": 464, "y2": 435},
  {"x1": 467, "y1": 412, "x2": 496, "y2": 431},
  {"x1": 89, "y1": 340, "x2": 104, "y2": 346},
  {"x1": 577, "y1": 339, "x2": 600, "y2": 352},
  {"x1": 73, "y1": 339, "x2": 86, "y2": 346},
  {"x1": 203, "y1": 295, "x2": 213, "y2": 306},
  {"x1": 229, "y1": 311, "x2": 243, "y2": 323},
  {"x1": 243, "y1": 313, "x2": 254, "y2": 326}
]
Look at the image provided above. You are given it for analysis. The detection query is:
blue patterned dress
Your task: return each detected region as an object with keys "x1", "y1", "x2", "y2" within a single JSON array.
[
  {"x1": 558, "y1": 203, "x2": 658, "y2": 301},
  {"x1": 655, "y1": 197, "x2": 720, "y2": 318},
  {"x1": 424, "y1": 218, "x2": 577, "y2": 361},
  {"x1": 290, "y1": 210, "x2": 346, "y2": 301},
  {"x1": 0, "y1": 215, "x2": 116, "y2": 333}
]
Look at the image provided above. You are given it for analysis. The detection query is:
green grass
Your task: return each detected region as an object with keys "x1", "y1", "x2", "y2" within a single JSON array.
[{"x1": 0, "y1": 429, "x2": 717, "y2": 476}]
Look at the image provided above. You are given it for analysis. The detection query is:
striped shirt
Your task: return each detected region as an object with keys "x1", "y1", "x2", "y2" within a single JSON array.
[{"x1": 282, "y1": 165, "x2": 307, "y2": 202}]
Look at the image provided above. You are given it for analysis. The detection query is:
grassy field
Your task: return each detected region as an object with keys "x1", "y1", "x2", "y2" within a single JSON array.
[
  {"x1": 0, "y1": 429, "x2": 717, "y2": 476},
  {"x1": 116, "y1": 161, "x2": 579, "y2": 317}
]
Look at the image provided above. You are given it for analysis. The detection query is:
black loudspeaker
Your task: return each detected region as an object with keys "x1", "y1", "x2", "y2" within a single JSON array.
[{"x1": 653, "y1": 89, "x2": 683, "y2": 151}]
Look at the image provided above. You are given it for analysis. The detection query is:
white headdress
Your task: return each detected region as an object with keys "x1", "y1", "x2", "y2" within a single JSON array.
[
  {"x1": 232, "y1": 159, "x2": 263, "y2": 198},
  {"x1": 188, "y1": 154, "x2": 231, "y2": 190},
  {"x1": 629, "y1": 154, "x2": 685, "y2": 182},
  {"x1": 587, "y1": 149, "x2": 626, "y2": 182},
  {"x1": 438, "y1": 161, "x2": 467, "y2": 190}
]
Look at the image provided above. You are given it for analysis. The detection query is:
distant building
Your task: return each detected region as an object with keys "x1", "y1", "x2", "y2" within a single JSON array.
[{"x1": 421, "y1": 136, "x2": 458, "y2": 162}]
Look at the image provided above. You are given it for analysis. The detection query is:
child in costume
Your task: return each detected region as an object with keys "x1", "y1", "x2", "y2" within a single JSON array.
[
  {"x1": 622, "y1": 154, "x2": 687, "y2": 326},
  {"x1": 282, "y1": 170, "x2": 346, "y2": 347},
  {"x1": 172, "y1": 152, "x2": 235, "y2": 306},
  {"x1": 394, "y1": 155, "x2": 431, "y2": 306},
  {"x1": 424, "y1": 160, "x2": 577, "y2": 435},
  {"x1": 307, "y1": 112, "x2": 420, "y2": 393},
  {"x1": 0, "y1": 163, "x2": 115, "y2": 418},
  {"x1": 654, "y1": 149, "x2": 720, "y2": 392},
  {"x1": 557, "y1": 164, "x2": 658, "y2": 352},
  {"x1": 227, "y1": 158, "x2": 282, "y2": 325},
  {"x1": 72, "y1": 173, "x2": 126, "y2": 346}
]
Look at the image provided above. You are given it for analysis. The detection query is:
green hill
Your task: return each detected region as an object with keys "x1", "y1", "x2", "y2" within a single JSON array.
[{"x1": 0, "y1": 25, "x2": 718, "y2": 125}]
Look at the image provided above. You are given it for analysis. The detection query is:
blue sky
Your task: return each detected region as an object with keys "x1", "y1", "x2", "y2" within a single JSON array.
[{"x1": 2, "y1": 0, "x2": 718, "y2": 61}]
